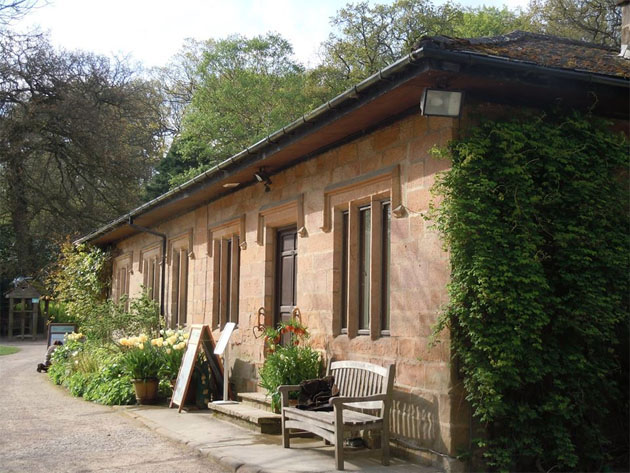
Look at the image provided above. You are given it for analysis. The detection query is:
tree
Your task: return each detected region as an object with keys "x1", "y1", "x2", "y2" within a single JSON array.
[
  {"x1": 147, "y1": 33, "x2": 325, "y2": 195},
  {"x1": 317, "y1": 0, "x2": 462, "y2": 90},
  {"x1": 0, "y1": 0, "x2": 40, "y2": 26},
  {"x1": 528, "y1": 0, "x2": 622, "y2": 46},
  {"x1": 0, "y1": 32, "x2": 165, "y2": 277},
  {"x1": 453, "y1": 6, "x2": 532, "y2": 38}
]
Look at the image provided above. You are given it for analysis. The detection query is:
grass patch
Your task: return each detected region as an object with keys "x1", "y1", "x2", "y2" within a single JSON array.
[{"x1": 0, "y1": 346, "x2": 20, "y2": 356}]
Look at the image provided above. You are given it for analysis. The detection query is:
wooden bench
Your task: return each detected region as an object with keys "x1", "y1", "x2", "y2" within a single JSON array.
[{"x1": 278, "y1": 360, "x2": 395, "y2": 471}]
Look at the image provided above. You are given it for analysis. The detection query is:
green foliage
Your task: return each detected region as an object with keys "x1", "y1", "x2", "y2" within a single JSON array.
[
  {"x1": 259, "y1": 321, "x2": 321, "y2": 412},
  {"x1": 49, "y1": 241, "x2": 109, "y2": 324},
  {"x1": 49, "y1": 242, "x2": 161, "y2": 341},
  {"x1": 46, "y1": 301, "x2": 79, "y2": 325},
  {"x1": 429, "y1": 111, "x2": 629, "y2": 471},
  {"x1": 147, "y1": 33, "x2": 325, "y2": 197},
  {"x1": 453, "y1": 6, "x2": 531, "y2": 38}
]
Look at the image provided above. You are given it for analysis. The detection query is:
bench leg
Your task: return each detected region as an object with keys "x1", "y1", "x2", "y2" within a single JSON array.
[
  {"x1": 334, "y1": 408, "x2": 344, "y2": 470},
  {"x1": 282, "y1": 413, "x2": 290, "y2": 448},
  {"x1": 381, "y1": 427, "x2": 390, "y2": 466}
]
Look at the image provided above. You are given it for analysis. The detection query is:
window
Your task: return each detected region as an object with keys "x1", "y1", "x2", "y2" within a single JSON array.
[
  {"x1": 339, "y1": 200, "x2": 391, "y2": 337},
  {"x1": 212, "y1": 234, "x2": 240, "y2": 328},
  {"x1": 141, "y1": 246, "x2": 161, "y2": 303},
  {"x1": 171, "y1": 247, "x2": 188, "y2": 328},
  {"x1": 113, "y1": 253, "x2": 132, "y2": 308}
]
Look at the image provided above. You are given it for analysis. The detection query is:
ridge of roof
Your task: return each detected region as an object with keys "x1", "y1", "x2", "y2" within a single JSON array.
[{"x1": 418, "y1": 30, "x2": 615, "y2": 51}]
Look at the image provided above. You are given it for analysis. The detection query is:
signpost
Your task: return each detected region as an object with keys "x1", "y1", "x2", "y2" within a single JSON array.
[
  {"x1": 170, "y1": 324, "x2": 226, "y2": 412},
  {"x1": 47, "y1": 323, "x2": 77, "y2": 347},
  {"x1": 212, "y1": 322, "x2": 237, "y2": 405}
]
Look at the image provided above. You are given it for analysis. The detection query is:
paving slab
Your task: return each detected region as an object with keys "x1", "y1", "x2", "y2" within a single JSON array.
[{"x1": 117, "y1": 404, "x2": 443, "y2": 473}]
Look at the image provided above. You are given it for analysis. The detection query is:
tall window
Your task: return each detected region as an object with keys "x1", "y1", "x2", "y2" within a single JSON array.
[
  {"x1": 171, "y1": 248, "x2": 188, "y2": 327},
  {"x1": 339, "y1": 200, "x2": 391, "y2": 337},
  {"x1": 113, "y1": 254, "x2": 131, "y2": 308},
  {"x1": 142, "y1": 248, "x2": 160, "y2": 303},
  {"x1": 213, "y1": 234, "x2": 240, "y2": 328}
]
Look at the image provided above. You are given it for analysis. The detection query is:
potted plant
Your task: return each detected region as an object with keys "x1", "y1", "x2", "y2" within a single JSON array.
[
  {"x1": 259, "y1": 320, "x2": 321, "y2": 412},
  {"x1": 119, "y1": 334, "x2": 163, "y2": 404}
]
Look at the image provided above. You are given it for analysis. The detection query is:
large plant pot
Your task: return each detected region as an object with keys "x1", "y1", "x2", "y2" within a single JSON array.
[{"x1": 132, "y1": 378, "x2": 159, "y2": 405}]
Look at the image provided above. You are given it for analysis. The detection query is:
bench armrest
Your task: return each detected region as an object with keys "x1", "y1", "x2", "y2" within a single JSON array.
[{"x1": 277, "y1": 384, "x2": 301, "y2": 407}]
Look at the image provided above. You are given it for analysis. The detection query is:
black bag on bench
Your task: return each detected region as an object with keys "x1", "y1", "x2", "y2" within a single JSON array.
[{"x1": 296, "y1": 376, "x2": 339, "y2": 411}]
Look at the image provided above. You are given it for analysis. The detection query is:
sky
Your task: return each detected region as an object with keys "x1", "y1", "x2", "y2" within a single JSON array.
[{"x1": 13, "y1": 0, "x2": 528, "y2": 69}]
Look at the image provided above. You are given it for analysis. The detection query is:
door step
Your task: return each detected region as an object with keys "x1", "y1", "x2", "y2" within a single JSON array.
[
  {"x1": 238, "y1": 391, "x2": 275, "y2": 412},
  {"x1": 207, "y1": 393, "x2": 280, "y2": 435}
]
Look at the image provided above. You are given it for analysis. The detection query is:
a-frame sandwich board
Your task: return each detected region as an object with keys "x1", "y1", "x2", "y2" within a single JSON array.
[{"x1": 170, "y1": 324, "x2": 226, "y2": 412}]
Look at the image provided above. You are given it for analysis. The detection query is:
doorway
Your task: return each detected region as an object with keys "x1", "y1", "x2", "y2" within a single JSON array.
[{"x1": 275, "y1": 227, "x2": 297, "y2": 328}]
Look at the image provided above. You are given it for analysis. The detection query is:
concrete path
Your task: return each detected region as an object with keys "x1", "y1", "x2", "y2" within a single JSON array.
[
  {"x1": 120, "y1": 404, "x2": 442, "y2": 473},
  {"x1": 0, "y1": 340, "x2": 228, "y2": 473}
]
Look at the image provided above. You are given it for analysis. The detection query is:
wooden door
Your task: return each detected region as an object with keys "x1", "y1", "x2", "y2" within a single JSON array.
[{"x1": 275, "y1": 227, "x2": 298, "y2": 328}]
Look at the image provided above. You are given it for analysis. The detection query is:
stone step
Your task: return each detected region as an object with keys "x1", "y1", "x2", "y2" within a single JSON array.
[
  {"x1": 238, "y1": 391, "x2": 275, "y2": 412},
  {"x1": 207, "y1": 401, "x2": 281, "y2": 435}
]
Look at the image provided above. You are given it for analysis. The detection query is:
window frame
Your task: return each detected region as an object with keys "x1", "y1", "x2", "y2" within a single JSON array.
[{"x1": 337, "y1": 196, "x2": 391, "y2": 339}]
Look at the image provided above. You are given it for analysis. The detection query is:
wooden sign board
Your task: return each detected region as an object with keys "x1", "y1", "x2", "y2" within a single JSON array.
[
  {"x1": 47, "y1": 323, "x2": 77, "y2": 347},
  {"x1": 170, "y1": 324, "x2": 227, "y2": 412}
]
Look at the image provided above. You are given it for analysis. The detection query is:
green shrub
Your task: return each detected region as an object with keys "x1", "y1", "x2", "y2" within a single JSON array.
[
  {"x1": 83, "y1": 357, "x2": 135, "y2": 405},
  {"x1": 259, "y1": 320, "x2": 321, "y2": 412},
  {"x1": 430, "y1": 111, "x2": 629, "y2": 472}
]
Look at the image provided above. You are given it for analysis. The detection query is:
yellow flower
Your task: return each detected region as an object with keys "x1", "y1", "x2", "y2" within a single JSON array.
[
  {"x1": 139, "y1": 334, "x2": 148, "y2": 343},
  {"x1": 183, "y1": 332, "x2": 190, "y2": 340},
  {"x1": 138, "y1": 343, "x2": 144, "y2": 350},
  {"x1": 119, "y1": 337, "x2": 128, "y2": 346},
  {"x1": 166, "y1": 335, "x2": 177, "y2": 346},
  {"x1": 151, "y1": 337, "x2": 164, "y2": 347},
  {"x1": 166, "y1": 348, "x2": 172, "y2": 354}
]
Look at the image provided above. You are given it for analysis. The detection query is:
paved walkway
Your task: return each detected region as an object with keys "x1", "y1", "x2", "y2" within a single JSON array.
[
  {"x1": 119, "y1": 404, "x2": 441, "y2": 473},
  {"x1": 0, "y1": 340, "x2": 227, "y2": 473},
  {"x1": 1, "y1": 340, "x2": 441, "y2": 473}
]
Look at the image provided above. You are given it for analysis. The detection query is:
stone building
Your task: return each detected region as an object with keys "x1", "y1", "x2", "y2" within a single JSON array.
[{"x1": 79, "y1": 32, "x2": 629, "y2": 471}]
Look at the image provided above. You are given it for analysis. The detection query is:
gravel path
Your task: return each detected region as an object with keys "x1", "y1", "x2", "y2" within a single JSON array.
[{"x1": 0, "y1": 341, "x2": 228, "y2": 473}]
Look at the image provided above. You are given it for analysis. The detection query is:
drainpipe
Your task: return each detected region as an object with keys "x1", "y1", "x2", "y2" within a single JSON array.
[{"x1": 128, "y1": 218, "x2": 167, "y2": 327}]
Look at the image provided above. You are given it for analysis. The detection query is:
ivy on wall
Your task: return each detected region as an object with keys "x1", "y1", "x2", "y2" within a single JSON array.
[{"x1": 430, "y1": 111, "x2": 629, "y2": 472}]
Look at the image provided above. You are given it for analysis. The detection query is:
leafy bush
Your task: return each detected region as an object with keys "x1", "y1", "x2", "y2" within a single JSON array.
[
  {"x1": 259, "y1": 320, "x2": 321, "y2": 412},
  {"x1": 83, "y1": 359, "x2": 135, "y2": 405},
  {"x1": 430, "y1": 111, "x2": 629, "y2": 472}
]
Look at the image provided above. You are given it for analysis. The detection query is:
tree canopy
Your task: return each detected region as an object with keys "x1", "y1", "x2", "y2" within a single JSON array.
[{"x1": 0, "y1": 32, "x2": 165, "y2": 277}]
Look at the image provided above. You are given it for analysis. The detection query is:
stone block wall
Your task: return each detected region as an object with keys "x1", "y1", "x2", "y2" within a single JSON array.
[{"x1": 112, "y1": 112, "x2": 469, "y2": 465}]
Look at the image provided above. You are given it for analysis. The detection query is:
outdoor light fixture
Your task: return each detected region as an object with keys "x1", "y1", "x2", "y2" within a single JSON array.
[
  {"x1": 254, "y1": 168, "x2": 272, "y2": 192},
  {"x1": 421, "y1": 89, "x2": 463, "y2": 117}
]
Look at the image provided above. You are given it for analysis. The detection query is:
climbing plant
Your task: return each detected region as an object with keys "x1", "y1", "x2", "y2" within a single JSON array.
[{"x1": 429, "y1": 111, "x2": 629, "y2": 472}]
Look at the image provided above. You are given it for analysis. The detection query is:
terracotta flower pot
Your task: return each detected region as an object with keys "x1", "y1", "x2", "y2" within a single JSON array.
[{"x1": 132, "y1": 378, "x2": 159, "y2": 405}]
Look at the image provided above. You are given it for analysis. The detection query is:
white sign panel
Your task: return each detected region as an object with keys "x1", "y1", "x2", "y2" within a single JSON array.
[{"x1": 214, "y1": 322, "x2": 235, "y2": 355}]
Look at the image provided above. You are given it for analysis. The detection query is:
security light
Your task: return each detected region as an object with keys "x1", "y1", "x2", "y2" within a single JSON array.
[{"x1": 421, "y1": 89, "x2": 463, "y2": 117}]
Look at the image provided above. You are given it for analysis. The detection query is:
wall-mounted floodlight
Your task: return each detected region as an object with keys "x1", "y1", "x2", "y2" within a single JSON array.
[{"x1": 421, "y1": 89, "x2": 463, "y2": 117}]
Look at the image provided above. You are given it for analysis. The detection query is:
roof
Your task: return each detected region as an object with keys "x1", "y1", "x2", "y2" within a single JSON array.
[
  {"x1": 417, "y1": 31, "x2": 629, "y2": 79},
  {"x1": 78, "y1": 31, "x2": 629, "y2": 247}
]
